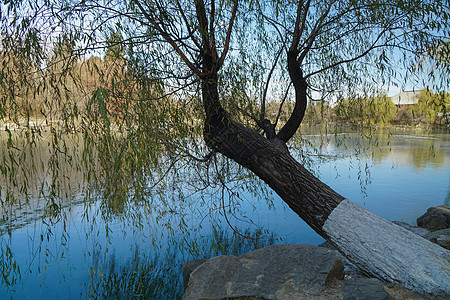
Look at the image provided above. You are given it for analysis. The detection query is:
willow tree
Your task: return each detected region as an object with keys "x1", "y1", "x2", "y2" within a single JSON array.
[{"x1": 1, "y1": 0, "x2": 449, "y2": 296}]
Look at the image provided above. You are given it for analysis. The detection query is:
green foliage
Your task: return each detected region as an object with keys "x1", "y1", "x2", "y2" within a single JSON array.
[
  {"x1": 0, "y1": 242, "x2": 20, "y2": 287},
  {"x1": 419, "y1": 40, "x2": 450, "y2": 86},
  {"x1": 92, "y1": 247, "x2": 183, "y2": 299},
  {"x1": 304, "y1": 101, "x2": 336, "y2": 125},
  {"x1": 408, "y1": 88, "x2": 450, "y2": 124},
  {"x1": 105, "y1": 30, "x2": 125, "y2": 61},
  {"x1": 335, "y1": 93, "x2": 396, "y2": 126}
]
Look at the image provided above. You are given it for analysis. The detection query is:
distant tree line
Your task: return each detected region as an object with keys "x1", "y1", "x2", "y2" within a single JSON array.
[
  {"x1": 1, "y1": 31, "x2": 448, "y2": 131},
  {"x1": 334, "y1": 93, "x2": 396, "y2": 126},
  {"x1": 303, "y1": 88, "x2": 450, "y2": 127},
  {"x1": 0, "y1": 45, "x2": 169, "y2": 131},
  {"x1": 407, "y1": 89, "x2": 450, "y2": 125}
]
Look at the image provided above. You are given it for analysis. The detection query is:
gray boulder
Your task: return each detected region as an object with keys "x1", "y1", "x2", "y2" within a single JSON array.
[
  {"x1": 424, "y1": 228, "x2": 450, "y2": 250},
  {"x1": 182, "y1": 259, "x2": 207, "y2": 291},
  {"x1": 183, "y1": 244, "x2": 345, "y2": 300},
  {"x1": 417, "y1": 205, "x2": 450, "y2": 230},
  {"x1": 182, "y1": 244, "x2": 442, "y2": 300},
  {"x1": 342, "y1": 278, "x2": 392, "y2": 300}
]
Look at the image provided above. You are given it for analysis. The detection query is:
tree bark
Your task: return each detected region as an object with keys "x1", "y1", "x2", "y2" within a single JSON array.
[
  {"x1": 276, "y1": 50, "x2": 308, "y2": 142},
  {"x1": 203, "y1": 97, "x2": 450, "y2": 295},
  {"x1": 204, "y1": 114, "x2": 344, "y2": 237},
  {"x1": 324, "y1": 199, "x2": 450, "y2": 295},
  {"x1": 197, "y1": 11, "x2": 449, "y2": 292},
  {"x1": 200, "y1": 55, "x2": 450, "y2": 297}
]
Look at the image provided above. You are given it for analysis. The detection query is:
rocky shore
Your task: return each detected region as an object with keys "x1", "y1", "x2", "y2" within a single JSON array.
[{"x1": 183, "y1": 205, "x2": 450, "y2": 300}]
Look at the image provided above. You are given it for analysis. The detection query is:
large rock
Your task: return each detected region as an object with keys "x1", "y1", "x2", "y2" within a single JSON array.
[
  {"x1": 417, "y1": 205, "x2": 450, "y2": 230},
  {"x1": 424, "y1": 228, "x2": 450, "y2": 250},
  {"x1": 183, "y1": 244, "x2": 345, "y2": 300},
  {"x1": 342, "y1": 278, "x2": 392, "y2": 300},
  {"x1": 183, "y1": 244, "x2": 443, "y2": 299},
  {"x1": 182, "y1": 259, "x2": 207, "y2": 291}
]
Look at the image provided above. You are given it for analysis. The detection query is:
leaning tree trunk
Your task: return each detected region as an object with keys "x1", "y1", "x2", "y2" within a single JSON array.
[
  {"x1": 196, "y1": 20, "x2": 449, "y2": 293},
  {"x1": 134, "y1": 0, "x2": 448, "y2": 294},
  {"x1": 199, "y1": 50, "x2": 450, "y2": 295},
  {"x1": 204, "y1": 114, "x2": 450, "y2": 296}
]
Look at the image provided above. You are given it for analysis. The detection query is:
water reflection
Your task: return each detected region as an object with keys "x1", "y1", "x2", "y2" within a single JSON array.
[
  {"x1": 295, "y1": 126, "x2": 449, "y2": 224},
  {"x1": 0, "y1": 130, "x2": 88, "y2": 236},
  {"x1": 295, "y1": 126, "x2": 449, "y2": 171},
  {"x1": 0, "y1": 126, "x2": 449, "y2": 298},
  {"x1": 91, "y1": 228, "x2": 276, "y2": 299}
]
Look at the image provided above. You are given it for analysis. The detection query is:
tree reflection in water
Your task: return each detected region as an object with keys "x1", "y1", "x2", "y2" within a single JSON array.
[{"x1": 0, "y1": 126, "x2": 449, "y2": 298}]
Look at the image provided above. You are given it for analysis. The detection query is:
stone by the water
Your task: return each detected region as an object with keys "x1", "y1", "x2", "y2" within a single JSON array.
[
  {"x1": 342, "y1": 278, "x2": 392, "y2": 300},
  {"x1": 182, "y1": 259, "x2": 207, "y2": 292},
  {"x1": 417, "y1": 205, "x2": 450, "y2": 230},
  {"x1": 183, "y1": 244, "x2": 344, "y2": 300},
  {"x1": 183, "y1": 205, "x2": 450, "y2": 299},
  {"x1": 424, "y1": 228, "x2": 450, "y2": 250},
  {"x1": 182, "y1": 244, "x2": 445, "y2": 300}
]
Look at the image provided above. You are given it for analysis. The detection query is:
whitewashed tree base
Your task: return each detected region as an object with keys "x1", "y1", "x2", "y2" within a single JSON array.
[{"x1": 323, "y1": 199, "x2": 450, "y2": 296}]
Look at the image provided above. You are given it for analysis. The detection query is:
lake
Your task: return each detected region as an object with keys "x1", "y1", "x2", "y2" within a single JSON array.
[{"x1": 0, "y1": 126, "x2": 449, "y2": 299}]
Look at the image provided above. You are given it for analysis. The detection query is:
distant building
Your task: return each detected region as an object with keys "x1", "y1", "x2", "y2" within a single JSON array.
[{"x1": 391, "y1": 91, "x2": 420, "y2": 107}]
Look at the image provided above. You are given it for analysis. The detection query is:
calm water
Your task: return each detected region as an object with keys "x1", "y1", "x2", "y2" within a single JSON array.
[{"x1": 0, "y1": 127, "x2": 449, "y2": 299}]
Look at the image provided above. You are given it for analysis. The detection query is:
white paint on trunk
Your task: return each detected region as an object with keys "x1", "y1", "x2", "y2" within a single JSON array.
[{"x1": 323, "y1": 199, "x2": 450, "y2": 296}]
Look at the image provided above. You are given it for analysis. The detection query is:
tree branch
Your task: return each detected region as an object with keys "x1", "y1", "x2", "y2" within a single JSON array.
[
  {"x1": 218, "y1": 0, "x2": 238, "y2": 68},
  {"x1": 260, "y1": 45, "x2": 283, "y2": 125},
  {"x1": 175, "y1": 0, "x2": 202, "y2": 50},
  {"x1": 195, "y1": 0, "x2": 210, "y2": 52},
  {"x1": 290, "y1": 0, "x2": 311, "y2": 54},
  {"x1": 210, "y1": 0, "x2": 216, "y2": 57},
  {"x1": 274, "y1": 81, "x2": 292, "y2": 129},
  {"x1": 298, "y1": 1, "x2": 332, "y2": 65},
  {"x1": 131, "y1": 0, "x2": 203, "y2": 77},
  {"x1": 305, "y1": 29, "x2": 388, "y2": 79},
  {"x1": 276, "y1": 50, "x2": 307, "y2": 143}
]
